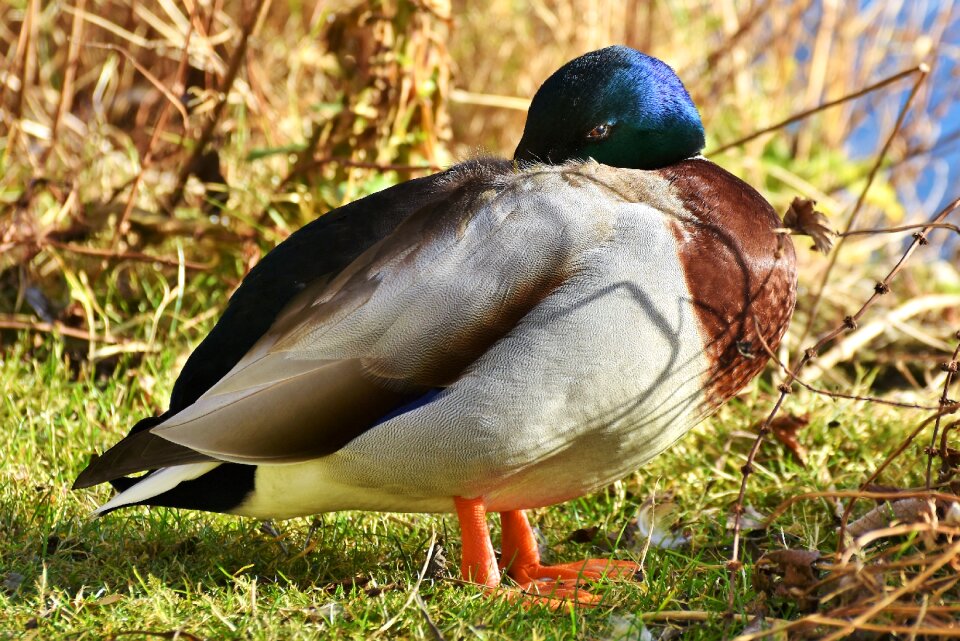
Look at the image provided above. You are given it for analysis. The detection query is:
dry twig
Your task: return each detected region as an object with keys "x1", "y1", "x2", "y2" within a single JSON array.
[{"x1": 727, "y1": 195, "x2": 960, "y2": 612}]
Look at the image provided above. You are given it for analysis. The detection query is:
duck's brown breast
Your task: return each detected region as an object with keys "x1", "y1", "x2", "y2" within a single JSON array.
[{"x1": 658, "y1": 158, "x2": 798, "y2": 411}]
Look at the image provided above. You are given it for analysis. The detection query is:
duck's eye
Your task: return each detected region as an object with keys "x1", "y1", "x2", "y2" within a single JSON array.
[{"x1": 586, "y1": 123, "x2": 612, "y2": 141}]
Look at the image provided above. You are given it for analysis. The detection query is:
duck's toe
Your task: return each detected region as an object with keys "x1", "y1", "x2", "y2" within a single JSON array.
[
  {"x1": 497, "y1": 509, "x2": 640, "y2": 607},
  {"x1": 499, "y1": 558, "x2": 639, "y2": 609},
  {"x1": 488, "y1": 580, "x2": 603, "y2": 610},
  {"x1": 455, "y1": 500, "x2": 640, "y2": 609},
  {"x1": 506, "y1": 558, "x2": 641, "y2": 584}
]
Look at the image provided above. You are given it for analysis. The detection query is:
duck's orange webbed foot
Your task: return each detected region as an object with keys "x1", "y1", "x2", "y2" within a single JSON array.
[
  {"x1": 453, "y1": 498, "x2": 639, "y2": 610},
  {"x1": 499, "y1": 510, "x2": 640, "y2": 600}
]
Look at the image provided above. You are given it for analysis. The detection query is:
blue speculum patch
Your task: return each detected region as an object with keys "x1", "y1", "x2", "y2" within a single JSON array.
[{"x1": 372, "y1": 388, "x2": 444, "y2": 426}]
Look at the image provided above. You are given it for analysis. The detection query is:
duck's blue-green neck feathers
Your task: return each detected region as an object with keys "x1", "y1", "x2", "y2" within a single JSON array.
[{"x1": 514, "y1": 46, "x2": 705, "y2": 170}]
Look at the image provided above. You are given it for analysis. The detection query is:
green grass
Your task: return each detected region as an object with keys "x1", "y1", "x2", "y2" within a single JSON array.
[
  {"x1": 0, "y1": 316, "x2": 925, "y2": 640},
  {"x1": 2, "y1": 1, "x2": 957, "y2": 636}
]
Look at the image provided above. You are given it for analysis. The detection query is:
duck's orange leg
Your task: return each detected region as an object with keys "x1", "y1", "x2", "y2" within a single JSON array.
[
  {"x1": 454, "y1": 498, "x2": 599, "y2": 609},
  {"x1": 453, "y1": 496, "x2": 500, "y2": 588},
  {"x1": 499, "y1": 510, "x2": 640, "y2": 601}
]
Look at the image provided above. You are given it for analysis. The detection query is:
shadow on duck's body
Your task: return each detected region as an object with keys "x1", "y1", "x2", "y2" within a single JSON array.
[
  {"x1": 74, "y1": 45, "x2": 796, "y2": 607},
  {"x1": 77, "y1": 157, "x2": 795, "y2": 517}
]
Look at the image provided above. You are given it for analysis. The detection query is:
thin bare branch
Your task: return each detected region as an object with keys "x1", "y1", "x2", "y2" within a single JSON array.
[
  {"x1": 727, "y1": 194, "x2": 960, "y2": 612},
  {"x1": 793, "y1": 65, "x2": 930, "y2": 356},
  {"x1": 0, "y1": 317, "x2": 115, "y2": 344},
  {"x1": 928, "y1": 334, "x2": 960, "y2": 486},
  {"x1": 111, "y1": 27, "x2": 194, "y2": 246},
  {"x1": 163, "y1": 0, "x2": 270, "y2": 215},
  {"x1": 764, "y1": 489, "x2": 960, "y2": 526},
  {"x1": 307, "y1": 155, "x2": 443, "y2": 173},
  {"x1": 43, "y1": 240, "x2": 211, "y2": 271},
  {"x1": 709, "y1": 65, "x2": 927, "y2": 155},
  {"x1": 752, "y1": 315, "x2": 945, "y2": 410},
  {"x1": 40, "y1": 0, "x2": 86, "y2": 168},
  {"x1": 838, "y1": 221, "x2": 960, "y2": 237}
]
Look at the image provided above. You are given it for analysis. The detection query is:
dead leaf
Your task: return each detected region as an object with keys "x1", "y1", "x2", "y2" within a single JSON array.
[
  {"x1": 321, "y1": 576, "x2": 370, "y2": 594},
  {"x1": 769, "y1": 413, "x2": 810, "y2": 467},
  {"x1": 565, "y1": 496, "x2": 690, "y2": 554},
  {"x1": 846, "y1": 498, "x2": 936, "y2": 539},
  {"x1": 726, "y1": 504, "x2": 767, "y2": 531},
  {"x1": 633, "y1": 496, "x2": 690, "y2": 550},
  {"x1": 782, "y1": 197, "x2": 834, "y2": 253},
  {"x1": 604, "y1": 613, "x2": 653, "y2": 641},
  {"x1": 283, "y1": 601, "x2": 343, "y2": 624},
  {"x1": 566, "y1": 526, "x2": 601, "y2": 545},
  {"x1": 91, "y1": 593, "x2": 123, "y2": 607},
  {"x1": 944, "y1": 501, "x2": 960, "y2": 525},
  {"x1": 752, "y1": 549, "x2": 822, "y2": 612},
  {"x1": 363, "y1": 582, "x2": 399, "y2": 597},
  {"x1": 2, "y1": 572, "x2": 25, "y2": 593},
  {"x1": 424, "y1": 540, "x2": 449, "y2": 581},
  {"x1": 738, "y1": 614, "x2": 770, "y2": 636}
]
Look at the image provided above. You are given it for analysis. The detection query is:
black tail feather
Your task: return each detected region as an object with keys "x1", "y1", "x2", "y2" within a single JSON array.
[{"x1": 73, "y1": 427, "x2": 214, "y2": 489}]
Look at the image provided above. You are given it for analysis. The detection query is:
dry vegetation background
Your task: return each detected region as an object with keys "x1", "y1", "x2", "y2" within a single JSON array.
[{"x1": 2, "y1": 0, "x2": 960, "y2": 637}]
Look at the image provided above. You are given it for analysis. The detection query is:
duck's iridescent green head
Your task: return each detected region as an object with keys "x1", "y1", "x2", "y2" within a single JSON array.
[{"x1": 515, "y1": 46, "x2": 705, "y2": 170}]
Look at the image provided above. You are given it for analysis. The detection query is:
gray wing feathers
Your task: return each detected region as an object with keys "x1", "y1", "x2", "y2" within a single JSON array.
[
  {"x1": 73, "y1": 430, "x2": 215, "y2": 488},
  {"x1": 148, "y1": 166, "x2": 618, "y2": 466},
  {"x1": 154, "y1": 358, "x2": 413, "y2": 462}
]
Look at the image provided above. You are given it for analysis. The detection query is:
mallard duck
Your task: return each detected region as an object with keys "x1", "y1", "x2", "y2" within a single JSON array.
[{"x1": 75, "y1": 46, "x2": 797, "y2": 606}]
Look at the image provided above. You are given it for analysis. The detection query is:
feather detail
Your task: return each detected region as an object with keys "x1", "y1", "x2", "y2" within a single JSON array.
[
  {"x1": 141, "y1": 165, "x2": 614, "y2": 467},
  {"x1": 73, "y1": 429, "x2": 214, "y2": 489},
  {"x1": 153, "y1": 358, "x2": 416, "y2": 463},
  {"x1": 92, "y1": 462, "x2": 221, "y2": 515}
]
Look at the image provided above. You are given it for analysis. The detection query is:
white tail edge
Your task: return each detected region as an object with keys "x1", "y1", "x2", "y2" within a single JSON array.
[{"x1": 93, "y1": 462, "x2": 221, "y2": 516}]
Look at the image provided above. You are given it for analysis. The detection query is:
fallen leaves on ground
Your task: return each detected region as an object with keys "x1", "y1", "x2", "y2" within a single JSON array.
[
  {"x1": 633, "y1": 495, "x2": 691, "y2": 551},
  {"x1": 768, "y1": 414, "x2": 810, "y2": 467},
  {"x1": 565, "y1": 494, "x2": 690, "y2": 553},
  {"x1": 741, "y1": 488, "x2": 960, "y2": 639},
  {"x1": 752, "y1": 549, "x2": 823, "y2": 613}
]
